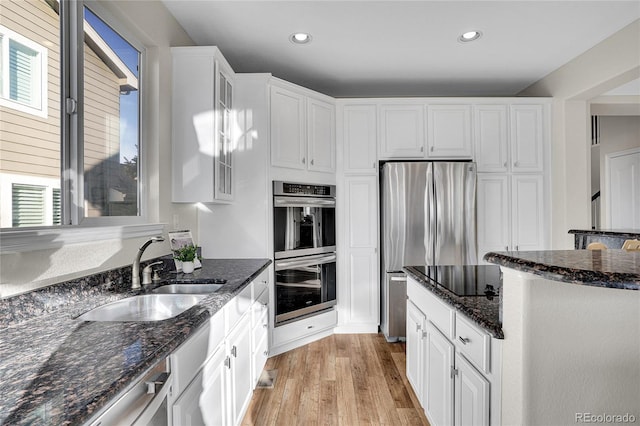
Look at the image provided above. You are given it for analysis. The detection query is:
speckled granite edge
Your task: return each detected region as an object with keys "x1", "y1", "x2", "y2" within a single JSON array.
[
  {"x1": 0, "y1": 257, "x2": 178, "y2": 327},
  {"x1": 568, "y1": 229, "x2": 640, "y2": 239},
  {"x1": 0, "y1": 258, "x2": 271, "y2": 426},
  {"x1": 404, "y1": 266, "x2": 504, "y2": 339},
  {"x1": 483, "y1": 250, "x2": 640, "y2": 290}
]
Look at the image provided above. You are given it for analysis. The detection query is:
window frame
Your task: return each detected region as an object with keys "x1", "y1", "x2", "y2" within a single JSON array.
[
  {"x1": 0, "y1": 0, "x2": 162, "y2": 253},
  {"x1": 0, "y1": 25, "x2": 49, "y2": 118}
]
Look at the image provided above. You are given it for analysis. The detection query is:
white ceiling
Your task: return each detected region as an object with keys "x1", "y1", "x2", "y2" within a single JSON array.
[{"x1": 161, "y1": 1, "x2": 640, "y2": 97}]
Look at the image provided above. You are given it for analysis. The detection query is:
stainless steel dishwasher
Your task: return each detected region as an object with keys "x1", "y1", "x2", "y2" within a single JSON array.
[{"x1": 86, "y1": 358, "x2": 172, "y2": 426}]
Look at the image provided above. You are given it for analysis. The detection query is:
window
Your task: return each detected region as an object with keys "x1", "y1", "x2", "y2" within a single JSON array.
[
  {"x1": 0, "y1": 0, "x2": 146, "y2": 242},
  {"x1": 0, "y1": 25, "x2": 48, "y2": 117}
]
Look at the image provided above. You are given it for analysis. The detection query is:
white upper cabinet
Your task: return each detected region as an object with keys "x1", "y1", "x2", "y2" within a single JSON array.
[
  {"x1": 171, "y1": 46, "x2": 235, "y2": 203},
  {"x1": 341, "y1": 104, "x2": 378, "y2": 173},
  {"x1": 474, "y1": 103, "x2": 546, "y2": 173},
  {"x1": 270, "y1": 85, "x2": 306, "y2": 170},
  {"x1": 474, "y1": 105, "x2": 509, "y2": 172},
  {"x1": 378, "y1": 103, "x2": 425, "y2": 158},
  {"x1": 426, "y1": 104, "x2": 473, "y2": 159},
  {"x1": 270, "y1": 80, "x2": 335, "y2": 174},
  {"x1": 510, "y1": 104, "x2": 544, "y2": 173},
  {"x1": 307, "y1": 97, "x2": 336, "y2": 173}
]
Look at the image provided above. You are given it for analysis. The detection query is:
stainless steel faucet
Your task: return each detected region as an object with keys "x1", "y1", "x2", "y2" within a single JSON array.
[{"x1": 132, "y1": 236, "x2": 165, "y2": 289}]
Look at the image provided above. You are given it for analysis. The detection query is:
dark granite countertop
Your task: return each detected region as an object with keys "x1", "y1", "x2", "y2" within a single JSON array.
[
  {"x1": 484, "y1": 250, "x2": 640, "y2": 290},
  {"x1": 568, "y1": 229, "x2": 640, "y2": 239},
  {"x1": 403, "y1": 265, "x2": 504, "y2": 339},
  {"x1": 0, "y1": 258, "x2": 271, "y2": 426}
]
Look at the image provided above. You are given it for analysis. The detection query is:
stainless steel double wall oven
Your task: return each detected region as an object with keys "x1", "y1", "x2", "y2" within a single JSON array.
[{"x1": 273, "y1": 181, "x2": 336, "y2": 325}]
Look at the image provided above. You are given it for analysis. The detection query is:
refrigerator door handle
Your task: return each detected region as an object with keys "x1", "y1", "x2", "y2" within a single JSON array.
[{"x1": 426, "y1": 163, "x2": 436, "y2": 265}]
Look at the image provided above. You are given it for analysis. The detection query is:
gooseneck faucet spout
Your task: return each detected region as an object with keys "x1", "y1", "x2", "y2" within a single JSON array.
[{"x1": 132, "y1": 236, "x2": 165, "y2": 289}]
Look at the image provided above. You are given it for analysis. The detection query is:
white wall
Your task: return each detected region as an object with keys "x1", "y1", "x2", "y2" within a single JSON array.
[
  {"x1": 519, "y1": 19, "x2": 640, "y2": 248},
  {"x1": 0, "y1": 0, "x2": 196, "y2": 297}
]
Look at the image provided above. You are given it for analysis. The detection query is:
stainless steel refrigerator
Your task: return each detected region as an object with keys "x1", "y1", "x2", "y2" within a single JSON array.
[{"x1": 380, "y1": 161, "x2": 477, "y2": 341}]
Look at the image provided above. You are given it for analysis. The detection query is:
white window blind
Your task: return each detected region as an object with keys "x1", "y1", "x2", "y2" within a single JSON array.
[
  {"x1": 12, "y1": 184, "x2": 46, "y2": 227},
  {"x1": 9, "y1": 39, "x2": 37, "y2": 106}
]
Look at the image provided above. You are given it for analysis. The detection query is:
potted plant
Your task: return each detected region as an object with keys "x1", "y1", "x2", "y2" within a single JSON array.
[{"x1": 173, "y1": 244, "x2": 199, "y2": 273}]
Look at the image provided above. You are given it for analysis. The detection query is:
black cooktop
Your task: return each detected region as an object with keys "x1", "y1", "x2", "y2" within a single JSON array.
[{"x1": 413, "y1": 265, "x2": 502, "y2": 299}]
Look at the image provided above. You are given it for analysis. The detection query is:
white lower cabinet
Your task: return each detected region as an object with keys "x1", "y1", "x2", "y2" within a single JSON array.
[
  {"x1": 227, "y1": 315, "x2": 253, "y2": 425},
  {"x1": 424, "y1": 321, "x2": 455, "y2": 426},
  {"x1": 406, "y1": 301, "x2": 425, "y2": 401},
  {"x1": 455, "y1": 352, "x2": 490, "y2": 426},
  {"x1": 169, "y1": 273, "x2": 270, "y2": 426},
  {"x1": 407, "y1": 276, "x2": 499, "y2": 426}
]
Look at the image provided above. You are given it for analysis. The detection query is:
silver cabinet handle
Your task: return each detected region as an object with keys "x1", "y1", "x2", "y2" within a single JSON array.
[
  {"x1": 416, "y1": 323, "x2": 421, "y2": 332},
  {"x1": 224, "y1": 356, "x2": 231, "y2": 369},
  {"x1": 420, "y1": 146, "x2": 424, "y2": 152},
  {"x1": 515, "y1": 245, "x2": 519, "y2": 251},
  {"x1": 430, "y1": 146, "x2": 434, "y2": 152},
  {"x1": 263, "y1": 350, "x2": 269, "y2": 356},
  {"x1": 302, "y1": 157, "x2": 306, "y2": 164},
  {"x1": 503, "y1": 162, "x2": 507, "y2": 167},
  {"x1": 231, "y1": 346, "x2": 237, "y2": 357},
  {"x1": 307, "y1": 325, "x2": 314, "y2": 329},
  {"x1": 505, "y1": 246, "x2": 509, "y2": 251},
  {"x1": 263, "y1": 323, "x2": 268, "y2": 328},
  {"x1": 373, "y1": 162, "x2": 376, "y2": 169},
  {"x1": 310, "y1": 159, "x2": 314, "y2": 166},
  {"x1": 514, "y1": 161, "x2": 519, "y2": 167},
  {"x1": 459, "y1": 336, "x2": 470, "y2": 344}
]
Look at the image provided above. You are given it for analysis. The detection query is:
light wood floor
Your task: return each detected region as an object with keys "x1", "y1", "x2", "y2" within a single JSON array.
[{"x1": 242, "y1": 333, "x2": 430, "y2": 426}]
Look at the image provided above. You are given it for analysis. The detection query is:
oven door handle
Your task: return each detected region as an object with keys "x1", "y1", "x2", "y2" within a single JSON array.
[
  {"x1": 275, "y1": 253, "x2": 337, "y2": 270},
  {"x1": 274, "y1": 196, "x2": 336, "y2": 208}
]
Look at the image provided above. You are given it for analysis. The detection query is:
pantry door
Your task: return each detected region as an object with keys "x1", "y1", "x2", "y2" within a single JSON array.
[{"x1": 606, "y1": 147, "x2": 640, "y2": 228}]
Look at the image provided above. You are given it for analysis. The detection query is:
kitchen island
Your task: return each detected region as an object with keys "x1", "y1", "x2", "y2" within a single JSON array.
[
  {"x1": 485, "y1": 249, "x2": 640, "y2": 426},
  {"x1": 0, "y1": 258, "x2": 270, "y2": 425}
]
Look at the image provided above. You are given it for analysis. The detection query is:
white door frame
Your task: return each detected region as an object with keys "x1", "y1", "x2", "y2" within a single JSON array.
[{"x1": 604, "y1": 146, "x2": 640, "y2": 228}]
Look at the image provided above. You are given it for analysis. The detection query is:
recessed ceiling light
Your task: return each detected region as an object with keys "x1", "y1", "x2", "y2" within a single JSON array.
[
  {"x1": 290, "y1": 32, "x2": 312, "y2": 44},
  {"x1": 459, "y1": 30, "x2": 482, "y2": 43}
]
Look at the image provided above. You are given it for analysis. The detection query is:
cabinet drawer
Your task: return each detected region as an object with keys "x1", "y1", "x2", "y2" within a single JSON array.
[
  {"x1": 171, "y1": 321, "x2": 210, "y2": 395},
  {"x1": 226, "y1": 283, "x2": 252, "y2": 333},
  {"x1": 407, "y1": 278, "x2": 455, "y2": 339},
  {"x1": 455, "y1": 313, "x2": 491, "y2": 374},
  {"x1": 252, "y1": 308, "x2": 269, "y2": 348},
  {"x1": 272, "y1": 309, "x2": 337, "y2": 347},
  {"x1": 252, "y1": 269, "x2": 270, "y2": 301}
]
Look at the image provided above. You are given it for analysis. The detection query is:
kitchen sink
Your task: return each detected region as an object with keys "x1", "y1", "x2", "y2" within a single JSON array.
[
  {"x1": 76, "y1": 294, "x2": 207, "y2": 322},
  {"x1": 152, "y1": 284, "x2": 225, "y2": 294}
]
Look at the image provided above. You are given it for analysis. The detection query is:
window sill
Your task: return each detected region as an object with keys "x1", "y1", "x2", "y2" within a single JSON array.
[{"x1": 0, "y1": 223, "x2": 166, "y2": 253}]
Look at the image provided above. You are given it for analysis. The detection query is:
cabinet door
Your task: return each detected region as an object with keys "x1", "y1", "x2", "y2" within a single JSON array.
[
  {"x1": 342, "y1": 104, "x2": 377, "y2": 173},
  {"x1": 455, "y1": 352, "x2": 490, "y2": 426},
  {"x1": 307, "y1": 97, "x2": 336, "y2": 173},
  {"x1": 227, "y1": 315, "x2": 253, "y2": 425},
  {"x1": 379, "y1": 104, "x2": 425, "y2": 158},
  {"x1": 270, "y1": 86, "x2": 306, "y2": 169},
  {"x1": 173, "y1": 370, "x2": 207, "y2": 426},
  {"x1": 510, "y1": 105, "x2": 544, "y2": 173},
  {"x1": 171, "y1": 54, "x2": 215, "y2": 203},
  {"x1": 424, "y1": 321, "x2": 454, "y2": 426},
  {"x1": 346, "y1": 249, "x2": 378, "y2": 325},
  {"x1": 214, "y1": 63, "x2": 234, "y2": 201},
  {"x1": 511, "y1": 174, "x2": 545, "y2": 251},
  {"x1": 406, "y1": 301, "x2": 425, "y2": 401},
  {"x1": 343, "y1": 176, "x2": 379, "y2": 327},
  {"x1": 199, "y1": 346, "x2": 229, "y2": 426},
  {"x1": 427, "y1": 105, "x2": 472, "y2": 159},
  {"x1": 477, "y1": 174, "x2": 511, "y2": 260},
  {"x1": 474, "y1": 105, "x2": 509, "y2": 172}
]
